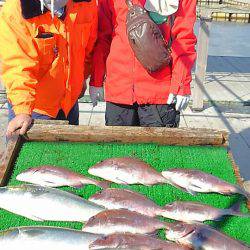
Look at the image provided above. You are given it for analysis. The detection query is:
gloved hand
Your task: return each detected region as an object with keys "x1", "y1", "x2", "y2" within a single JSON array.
[
  {"x1": 6, "y1": 114, "x2": 32, "y2": 138},
  {"x1": 167, "y1": 93, "x2": 190, "y2": 111},
  {"x1": 89, "y1": 86, "x2": 104, "y2": 107}
]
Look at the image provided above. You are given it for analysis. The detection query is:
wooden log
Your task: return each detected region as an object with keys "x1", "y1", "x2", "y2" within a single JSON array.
[
  {"x1": 0, "y1": 135, "x2": 22, "y2": 186},
  {"x1": 33, "y1": 119, "x2": 69, "y2": 125},
  {"x1": 25, "y1": 124, "x2": 228, "y2": 146},
  {"x1": 192, "y1": 10, "x2": 212, "y2": 111}
]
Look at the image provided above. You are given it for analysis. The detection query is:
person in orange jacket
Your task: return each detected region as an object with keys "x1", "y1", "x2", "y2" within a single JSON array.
[
  {"x1": 0, "y1": 0, "x2": 97, "y2": 137},
  {"x1": 90, "y1": 0, "x2": 197, "y2": 127}
]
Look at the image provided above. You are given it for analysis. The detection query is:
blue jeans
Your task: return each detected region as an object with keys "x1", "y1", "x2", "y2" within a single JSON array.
[{"x1": 8, "y1": 102, "x2": 79, "y2": 125}]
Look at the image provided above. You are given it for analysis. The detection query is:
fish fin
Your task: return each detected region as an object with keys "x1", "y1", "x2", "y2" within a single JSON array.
[
  {"x1": 186, "y1": 188, "x2": 198, "y2": 196},
  {"x1": 147, "y1": 230, "x2": 159, "y2": 237},
  {"x1": 115, "y1": 177, "x2": 129, "y2": 185},
  {"x1": 225, "y1": 199, "x2": 250, "y2": 218},
  {"x1": 238, "y1": 187, "x2": 250, "y2": 200},
  {"x1": 167, "y1": 181, "x2": 197, "y2": 196},
  {"x1": 40, "y1": 179, "x2": 60, "y2": 187},
  {"x1": 140, "y1": 182, "x2": 151, "y2": 187},
  {"x1": 64, "y1": 190, "x2": 78, "y2": 195},
  {"x1": 70, "y1": 182, "x2": 85, "y2": 189},
  {"x1": 214, "y1": 216, "x2": 225, "y2": 222},
  {"x1": 96, "y1": 180, "x2": 110, "y2": 189},
  {"x1": 25, "y1": 214, "x2": 44, "y2": 222}
]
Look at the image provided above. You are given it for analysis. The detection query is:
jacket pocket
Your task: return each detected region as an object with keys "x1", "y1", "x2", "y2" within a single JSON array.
[{"x1": 34, "y1": 36, "x2": 57, "y2": 67}]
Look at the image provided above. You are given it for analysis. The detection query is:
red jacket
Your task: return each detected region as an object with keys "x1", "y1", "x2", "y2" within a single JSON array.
[{"x1": 90, "y1": 0, "x2": 197, "y2": 105}]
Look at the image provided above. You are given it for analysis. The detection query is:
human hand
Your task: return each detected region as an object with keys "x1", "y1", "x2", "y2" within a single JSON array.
[
  {"x1": 89, "y1": 86, "x2": 104, "y2": 107},
  {"x1": 167, "y1": 93, "x2": 190, "y2": 111},
  {"x1": 6, "y1": 114, "x2": 32, "y2": 138}
]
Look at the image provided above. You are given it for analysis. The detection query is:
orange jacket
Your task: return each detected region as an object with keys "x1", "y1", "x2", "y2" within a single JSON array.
[
  {"x1": 0, "y1": 0, "x2": 97, "y2": 117},
  {"x1": 90, "y1": 0, "x2": 197, "y2": 105}
]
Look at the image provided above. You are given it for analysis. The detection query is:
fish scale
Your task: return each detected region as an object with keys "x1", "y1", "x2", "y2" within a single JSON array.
[
  {"x1": 88, "y1": 157, "x2": 168, "y2": 185},
  {"x1": 16, "y1": 165, "x2": 109, "y2": 189},
  {"x1": 89, "y1": 188, "x2": 250, "y2": 223},
  {"x1": 0, "y1": 184, "x2": 105, "y2": 222},
  {"x1": 166, "y1": 222, "x2": 250, "y2": 250},
  {"x1": 82, "y1": 209, "x2": 170, "y2": 235},
  {"x1": 162, "y1": 168, "x2": 250, "y2": 199},
  {"x1": 0, "y1": 226, "x2": 101, "y2": 250},
  {"x1": 89, "y1": 233, "x2": 191, "y2": 250}
]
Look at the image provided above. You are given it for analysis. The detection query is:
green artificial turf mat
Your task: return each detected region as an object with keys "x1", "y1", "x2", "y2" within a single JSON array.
[{"x1": 0, "y1": 141, "x2": 249, "y2": 245}]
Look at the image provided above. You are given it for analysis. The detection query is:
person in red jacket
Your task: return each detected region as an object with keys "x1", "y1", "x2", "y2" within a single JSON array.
[{"x1": 90, "y1": 0, "x2": 197, "y2": 127}]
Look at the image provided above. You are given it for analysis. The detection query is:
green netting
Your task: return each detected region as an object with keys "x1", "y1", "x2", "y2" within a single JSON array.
[{"x1": 0, "y1": 142, "x2": 249, "y2": 244}]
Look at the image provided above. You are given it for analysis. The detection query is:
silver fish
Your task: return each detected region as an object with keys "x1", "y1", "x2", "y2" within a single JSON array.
[
  {"x1": 88, "y1": 157, "x2": 167, "y2": 185},
  {"x1": 82, "y1": 209, "x2": 170, "y2": 235},
  {"x1": 90, "y1": 233, "x2": 191, "y2": 250},
  {"x1": 89, "y1": 189, "x2": 249, "y2": 222},
  {"x1": 162, "y1": 168, "x2": 250, "y2": 199},
  {"x1": 165, "y1": 222, "x2": 250, "y2": 250},
  {"x1": 0, "y1": 226, "x2": 101, "y2": 250},
  {"x1": 162, "y1": 200, "x2": 250, "y2": 222},
  {"x1": 89, "y1": 188, "x2": 163, "y2": 217},
  {"x1": 16, "y1": 165, "x2": 109, "y2": 189},
  {"x1": 0, "y1": 184, "x2": 104, "y2": 222}
]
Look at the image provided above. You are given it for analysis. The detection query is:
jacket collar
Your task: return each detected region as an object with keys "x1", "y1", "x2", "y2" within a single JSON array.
[{"x1": 21, "y1": 0, "x2": 91, "y2": 19}]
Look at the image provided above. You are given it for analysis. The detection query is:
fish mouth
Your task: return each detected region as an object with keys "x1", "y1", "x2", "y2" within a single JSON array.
[
  {"x1": 88, "y1": 168, "x2": 96, "y2": 175},
  {"x1": 16, "y1": 174, "x2": 24, "y2": 181}
]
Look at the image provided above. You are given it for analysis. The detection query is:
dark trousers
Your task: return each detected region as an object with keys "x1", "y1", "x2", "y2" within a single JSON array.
[
  {"x1": 8, "y1": 102, "x2": 79, "y2": 125},
  {"x1": 105, "y1": 102, "x2": 180, "y2": 127}
]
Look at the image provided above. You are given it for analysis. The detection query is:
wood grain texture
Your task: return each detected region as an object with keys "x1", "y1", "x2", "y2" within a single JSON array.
[
  {"x1": 0, "y1": 135, "x2": 22, "y2": 186},
  {"x1": 25, "y1": 124, "x2": 228, "y2": 146},
  {"x1": 33, "y1": 119, "x2": 69, "y2": 125}
]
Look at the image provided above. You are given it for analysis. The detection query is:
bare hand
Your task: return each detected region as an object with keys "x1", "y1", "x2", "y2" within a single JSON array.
[{"x1": 6, "y1": 114, "x2": 32, "y2": 138}]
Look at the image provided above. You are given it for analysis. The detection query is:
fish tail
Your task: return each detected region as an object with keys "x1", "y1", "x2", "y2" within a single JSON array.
[
  {"x1": 225, "y1": 199, "x2": 250, "y2": 218},
  {"x1": 96, "y1": 180, "x2": 110, "y2": 189},
  {"x1": 227, "y1": 210, "x2": 250, "y2": 218},
  {"x1": 236, "y1": 186, "x2": 250, "y2": 200}
]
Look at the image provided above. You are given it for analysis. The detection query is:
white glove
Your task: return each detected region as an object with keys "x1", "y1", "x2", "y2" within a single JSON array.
[
  {"x1": 167, "y1": 93, "x2": 190, "y2": 111},
  {"x1": 144, "y1": 0, "x2": 179, "y2": 16},
  {"x1": 89, "y1": 86, "x2": 104, "y2": 107}
]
